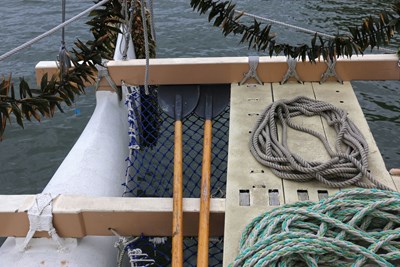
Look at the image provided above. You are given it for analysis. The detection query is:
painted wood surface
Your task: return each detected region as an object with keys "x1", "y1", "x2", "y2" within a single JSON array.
[
  {"x1": 223, "y1": 81, "x2": 397, "y2": 266},
  {"x1": 0, "y1": 195, "x2": 225, "y2": 237},
  {"x1": 35, "y1": 54, "x2": 400, "y2": 87}
]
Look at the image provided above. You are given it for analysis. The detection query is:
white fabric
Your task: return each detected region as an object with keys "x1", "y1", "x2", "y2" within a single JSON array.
[{"x1": 21, "y1": 194, "x2": 64, "y2": 251}]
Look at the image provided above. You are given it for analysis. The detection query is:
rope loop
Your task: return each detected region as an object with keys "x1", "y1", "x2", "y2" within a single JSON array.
[{"x1": 249, "y1": 96, "x2": 391, "y2": 190}]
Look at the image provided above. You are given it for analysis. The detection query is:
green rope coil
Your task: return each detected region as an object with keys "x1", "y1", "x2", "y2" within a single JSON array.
[{"x1": 230, "y1": 189, "x2": 400, "y2": 267}]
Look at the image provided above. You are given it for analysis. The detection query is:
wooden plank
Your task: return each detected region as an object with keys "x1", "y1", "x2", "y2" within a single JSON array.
[
  {"x1": 271, "y1": 82, "x2": 339, "y2": 203},
  {"x1": 312, "y1": 82, "x2": 397, "y2": 191},
  {"x1": 223, "y1": 81, "x2": 397, "y2": 266},
  {"x1": 35, "y1": 54, "x2": 400, "y2": 86},
  {"x1": 0, "y1": 195, "x2": 225, "y2": 237},
  {"x1": 223, "y1": 83, "x2": 284, "y2": 266},
  {"x1": 390, "y1": 169, "x2": 400, "y2": 189}
]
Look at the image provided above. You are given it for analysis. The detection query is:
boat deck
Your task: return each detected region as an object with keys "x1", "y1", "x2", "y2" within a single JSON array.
[{"x1": 223, "y1": 81, "x2": 399, "y2": 265}]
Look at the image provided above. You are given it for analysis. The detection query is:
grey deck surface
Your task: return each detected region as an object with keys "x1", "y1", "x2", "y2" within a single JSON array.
[{"x1": 223, "y1": 82, "x2": 398, "y2": 266}]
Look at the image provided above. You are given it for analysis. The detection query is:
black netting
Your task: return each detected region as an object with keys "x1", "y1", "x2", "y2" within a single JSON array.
[
  {"x1": 122, "y1": 86, "x2": 228, "y2": 266},
  {"x1": 123, "y1": 86, "x2": 230, "y2": 198},
  {"x1": 124, "y1": 236, "x2": 224, "y2": 267}
]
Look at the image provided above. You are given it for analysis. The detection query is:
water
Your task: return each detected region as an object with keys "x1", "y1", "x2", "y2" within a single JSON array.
[{"x1": 0, "y1": 0, "x2": 399, "y2": 196}]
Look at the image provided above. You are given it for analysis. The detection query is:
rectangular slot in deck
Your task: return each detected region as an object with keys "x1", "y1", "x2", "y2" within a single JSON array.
[{"x1": 223, "y1": 81, "x2": 397, "y2": 266}]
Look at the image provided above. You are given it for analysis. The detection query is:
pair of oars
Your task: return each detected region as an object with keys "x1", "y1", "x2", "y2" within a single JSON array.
[{"x1": 158, "y1": 84, "x2": 230, "y2": 267}]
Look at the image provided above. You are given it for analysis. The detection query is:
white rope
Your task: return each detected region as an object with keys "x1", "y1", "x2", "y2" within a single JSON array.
[
  {"x1": 0, "y1": 0, "x2": 110, "y2": 62},
  {"x1": 146, "y1": 0, "x2": 156, "y2": 42},
  {"x1": 234, "y1": 10, "x2": 397, "y2": 54},
  {"x1": 21, "y1": 193, "x2": 64, "y2": 251},
  {"x1": 120, "y1": 0, "x2": 135, "y2": 60},
  {"x1": 123, "y1": 81, "x2": 142, "y2": 195},
  {"x1": 110, "y1": 228, "x2": 155, "y2": 267}
]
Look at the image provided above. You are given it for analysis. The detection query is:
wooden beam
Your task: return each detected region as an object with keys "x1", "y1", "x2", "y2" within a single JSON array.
[
  {"x1": 35, "y1": 54, "x2": 400, "y2": 87},
  {"x1": 0, "y1": 195, "x2": 225, "y2": 238}
]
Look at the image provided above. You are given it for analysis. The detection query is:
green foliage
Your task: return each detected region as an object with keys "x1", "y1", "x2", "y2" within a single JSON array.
[
  {"x1": 0, "y1": 0, "x2": 156, "y2": 139},
  {"x1": 0, "y1": 74, "x2": 64, "y2": 140},
  {"x1": 190, "y1": 0, "x2": 400, "y2": 61}
]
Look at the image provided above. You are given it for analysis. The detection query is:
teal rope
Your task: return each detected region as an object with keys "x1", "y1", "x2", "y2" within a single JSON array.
[{"x1": 230, "y1": 189, "x2": 400, "y2": 266}]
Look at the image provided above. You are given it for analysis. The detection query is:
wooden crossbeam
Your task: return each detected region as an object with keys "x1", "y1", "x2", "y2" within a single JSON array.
[
  {"x1": 35, "y1": 54, "x2": 400, "y2": 87},
  {"x1": 0, "y1": 195, "x2": 225, "y2": 238}
]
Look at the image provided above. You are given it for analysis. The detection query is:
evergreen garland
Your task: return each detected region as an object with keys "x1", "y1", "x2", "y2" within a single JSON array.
[
  {"x1": 1, "y1": 1, "x2": 400, "y2": 139},
  {"x1": 0, "y1": 0, "x2": 155, "y2": 140},
  {"x1": 190, "y1": 0, "x2": 400, "y2": 61}
]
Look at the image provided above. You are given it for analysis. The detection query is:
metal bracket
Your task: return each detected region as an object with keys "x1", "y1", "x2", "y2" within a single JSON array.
[
  {"x1": 95, "y1": 60, "x2": 122, "y2": 100},
  {"x1": 240, "y1": 56, "x2": 263, "y2": 85},
  {"x1": 320, "y1": 58, "x2": 342, "y2": 84},
  {"x1": 281, "y1": 57, "x2": 302, "y2": 84},
  {"x1": 21, "y1": 194, "x2": 64, "y2": 251}
]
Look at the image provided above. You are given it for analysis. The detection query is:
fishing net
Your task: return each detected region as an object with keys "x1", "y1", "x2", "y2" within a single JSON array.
[{"x1": 122, "y1": 85, "x2": 229, "y2": 266}]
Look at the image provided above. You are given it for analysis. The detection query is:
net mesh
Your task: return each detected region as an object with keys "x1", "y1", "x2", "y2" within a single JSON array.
[
  {"x1": 124, "y1": 236, "x2": 224, "y2": 267},
  {"x1": 123, "y1": 86, "x2": 229, "y2": 198},
  {"x1": 122, "y1": 86, "x2": 229, "y2": 266}
]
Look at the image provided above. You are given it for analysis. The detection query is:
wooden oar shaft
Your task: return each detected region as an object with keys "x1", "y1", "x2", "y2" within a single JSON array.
[
  {"x1": 172, "y1": 120, "x2": 183, "y2": 267},
  {"x1": 197, "y1": 119, "x2": 213, "y2": 267}
]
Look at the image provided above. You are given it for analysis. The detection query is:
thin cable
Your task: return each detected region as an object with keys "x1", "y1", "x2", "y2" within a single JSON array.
[
  {"x1": 234, "y1": 10, "x2": 397, "y2": 54},
  {"x1": 146, "y1": 0, "x2": 156, "y2": 42},
  {"x1": 0, "y1": 0, "x2": 110, "y2": 62},
  {"x1": 235, "y1": 10, "x2": 334, "y2": 39},
  {"x1": 140, "y1": 0, "x2": 150, "y2": 95},
  {"x1": 58, "y1": 0, "x2": 70, "y2": 78},
  {"x1": 61, "y1": 0, "x2": 66, "y2": 45}
]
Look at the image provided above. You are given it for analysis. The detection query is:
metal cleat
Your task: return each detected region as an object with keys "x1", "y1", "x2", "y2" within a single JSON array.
[
  {"x1": 281, "y1": 57, "x2": 302, "y2": 84},
  {"x1": 240, "y1": 56, "x2": 263, "y2": 85},
  {"x1": 320, "y1": 57, "x2": 342, "y2": 84}
]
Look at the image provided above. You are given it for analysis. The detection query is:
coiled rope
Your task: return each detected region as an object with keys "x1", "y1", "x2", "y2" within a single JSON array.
[
  {"x1": 231, "y1": 188, "x2": 400, "y2": 267},
  {"x1": 0, "y1": 0, "x2": 110, "y2": 62},
  {"x1": 230, "y1": 188, "x2": 400, "y2": 267},
  {"x1": 249, "y1": 96, "x2": 391, "y2": 190}
]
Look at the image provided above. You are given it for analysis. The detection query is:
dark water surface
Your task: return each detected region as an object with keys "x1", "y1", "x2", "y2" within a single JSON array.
[{"x1": 0, "y1": 0, "x2": 399, "y2": 194}]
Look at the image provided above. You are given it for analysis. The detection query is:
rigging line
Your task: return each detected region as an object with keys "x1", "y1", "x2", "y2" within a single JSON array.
[
  {"x1": 61, "y1": 0, "x2": 66, "y2": 45},
  {"x1": 234, "y1": 10, "x2": 397, "y2": 54},
  {"x1": 0, "y1": 0, "x2": 110, "y2": 62},
  {"x1": 235, "y1": 10, "x2": 334, "y2": 39},
  {"x1": 146, "y1": 0, "x2": 156, "y2": 42},
  {"x1": 140, "y1": 0, "x2": 150, "y2": 95}
]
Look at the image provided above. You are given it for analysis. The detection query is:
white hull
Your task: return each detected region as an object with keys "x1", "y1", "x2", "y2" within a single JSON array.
[{"x1": 0, "y1": 90, "x2": 129, "y2": 266}]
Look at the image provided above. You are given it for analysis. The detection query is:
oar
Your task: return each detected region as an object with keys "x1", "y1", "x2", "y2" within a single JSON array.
[
  {"x1": 195, "y1": 84, "x2": 230, "y2": 267},
  {"x1": 158, "y1": 85, "x2": 200, "y2": 267}
]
